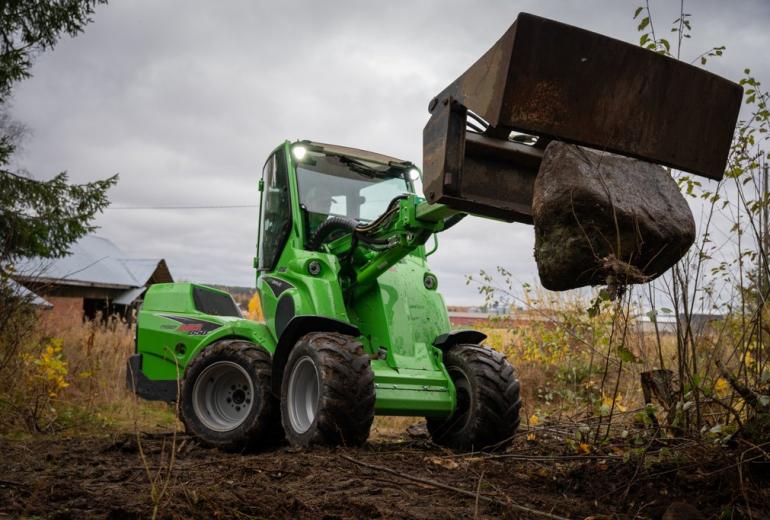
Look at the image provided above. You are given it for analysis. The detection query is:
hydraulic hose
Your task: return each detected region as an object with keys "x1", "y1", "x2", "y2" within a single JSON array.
[
  {"x1": 310, "y1": 195, "x2": 412, "y2": 252},
  {"x1": 307, "y1": 216, "x2": 358, "y2": 251}
]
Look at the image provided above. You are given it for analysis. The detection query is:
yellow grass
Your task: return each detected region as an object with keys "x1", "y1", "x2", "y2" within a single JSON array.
[
  {"x1": 0, "y1": 318, "x2": 177, "y2": 436},
  {"x1": 0, "y1": 294, "x2": 747, "y2": 442}
]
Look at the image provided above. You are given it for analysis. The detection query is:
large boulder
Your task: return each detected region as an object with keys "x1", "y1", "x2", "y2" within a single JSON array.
[{"x1": 532, "y1": 141, "x2": 695, "y2": 292}]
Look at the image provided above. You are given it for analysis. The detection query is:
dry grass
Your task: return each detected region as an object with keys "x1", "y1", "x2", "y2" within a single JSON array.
[
  {"x1": 0, "y1": 317, "x2": 177, "y2": 436},
  {"x1": 56, "y1": 319, "x2": 178, "y2": 433},
  {"x1": 0, "y1": 294, "x2": 754, "y2": 446},
  {"x1": 479, "y1": 323, "x2": 660, "y2": 418},
  {"x1": 465, "y1": 280, "x2": 763, "y2": 445}
]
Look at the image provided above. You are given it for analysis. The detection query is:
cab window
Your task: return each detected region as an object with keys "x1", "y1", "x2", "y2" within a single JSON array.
[
  {"x1": 258, "y1": 151, "x2": 291, "y2": 270},
  {"x1": 296, "y1": 155, "x2": 411, "y2": 241}
]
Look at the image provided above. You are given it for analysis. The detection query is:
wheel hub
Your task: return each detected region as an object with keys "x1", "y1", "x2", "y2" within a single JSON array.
[
  {"x1": 287, "y1": 356, "x2": 320, "y2": 434},
  {"x1": 231, "y1": 388, "x2": 246, "y2": 405},
  {"x1": 192, "y1": 361, "x2": 254, "y2": 432}
]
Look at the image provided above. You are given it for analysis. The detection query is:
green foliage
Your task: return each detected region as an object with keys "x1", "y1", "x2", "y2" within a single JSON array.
[
  {"x1": 633, "y1": 2, "x2": 724, "y2": 62},
  {"x1": 1, "y1": 171, "x2": 117, "y2": 261},
  {"x1": 0, "y1": 0, "x2": 114, "y2": 264},
  {"x1": 0, "y1": 1, "x2": 107, "y2": 103}
]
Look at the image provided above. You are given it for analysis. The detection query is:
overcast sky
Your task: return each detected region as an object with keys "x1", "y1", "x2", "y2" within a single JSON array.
[{"x1": 8, "y1": 0, "x2": 770, "y2": 305}]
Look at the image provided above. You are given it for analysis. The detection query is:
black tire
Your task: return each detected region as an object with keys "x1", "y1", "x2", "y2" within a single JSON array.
[
  {"x1": 427, "y1": 344, "x2": 521, "y2": 451},
  {"x1": 280, "y1": 332, "x2": 375, "y2": 447},
  {"x1": 180, "y1": 339, "x2": 282, "y2": 451}
]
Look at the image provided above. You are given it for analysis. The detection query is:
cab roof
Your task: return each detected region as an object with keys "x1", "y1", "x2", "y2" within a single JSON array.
[{"x1": 304, "y1": 141, "x2": 413, "y2": 168}]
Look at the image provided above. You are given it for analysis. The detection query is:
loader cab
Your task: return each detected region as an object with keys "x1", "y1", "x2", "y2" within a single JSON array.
[
  {"x1": 256, "y1": 141, "x2": 418, "y2": 271},
  {"x1": 255, "y1": 140, "x2": 422, "y2": 341},
  {"x1": 292, "y1": 143, "x2": 417, "y2": 245}
]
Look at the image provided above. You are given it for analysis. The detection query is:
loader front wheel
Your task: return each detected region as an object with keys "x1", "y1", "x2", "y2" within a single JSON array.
[
  {"x1": 281, "y1": 332, "x2": 375, "y2": 447},
  {"x1": 181, "y1": 340, "x2": 281, "y2": 451},
  {"x1": 427, "y1": 344, "x2": 521, "y2": 451}
]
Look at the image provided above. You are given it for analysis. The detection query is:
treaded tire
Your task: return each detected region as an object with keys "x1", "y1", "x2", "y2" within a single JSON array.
[
  {"x1": 281, "y1": 332, "x2": 375, "y2": 447},
  {"x1": 180, "y1": 339, "x2": 282, "y2": 451},
  {"x1": 427, "y1": 344, "x2": 521, "y2": 451}
]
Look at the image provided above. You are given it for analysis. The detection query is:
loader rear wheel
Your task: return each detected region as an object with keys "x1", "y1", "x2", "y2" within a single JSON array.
[
  {"x1": 280, "y1": 332, "x2": 375, "y2": 447},
  {"x1": 181, "y1": 339, "x2": 282, "y2": 451},
  {"x1": 427, "y1": 344, "x2": 521, "y2": 451}
]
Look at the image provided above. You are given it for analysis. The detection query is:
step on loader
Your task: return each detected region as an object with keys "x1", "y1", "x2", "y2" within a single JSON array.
[{"x1": 128, "y1": 13, "x2": 742, "y2": 451}]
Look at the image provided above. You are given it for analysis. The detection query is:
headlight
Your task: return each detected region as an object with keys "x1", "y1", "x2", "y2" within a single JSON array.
[{"x1": 292, "y1": 145, "x2": 307, "y2": 161}]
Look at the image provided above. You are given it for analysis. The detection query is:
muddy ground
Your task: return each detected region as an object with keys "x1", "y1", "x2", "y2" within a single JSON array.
[{"x1": 1, "y1": 426, "x2": 768, "y2": 519}]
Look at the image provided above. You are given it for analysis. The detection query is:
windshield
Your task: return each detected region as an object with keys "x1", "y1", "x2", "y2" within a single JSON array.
[{"x1": 296, "y1": 154, "x2": 413, "y2": 237}]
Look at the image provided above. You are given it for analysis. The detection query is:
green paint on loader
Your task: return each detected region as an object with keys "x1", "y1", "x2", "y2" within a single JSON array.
[{"x1": 128, "y1": 140, "x2": 521, "y2": 450}]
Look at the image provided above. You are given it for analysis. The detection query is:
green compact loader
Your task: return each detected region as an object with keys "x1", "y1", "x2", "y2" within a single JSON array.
[{"x1": 128, "y1": 13, "x2": 742, "y2": 450}]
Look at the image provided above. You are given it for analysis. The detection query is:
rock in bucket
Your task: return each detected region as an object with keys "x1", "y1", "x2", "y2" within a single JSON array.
[{"x1": 532, "y1": 141, "x2": 695, "y2": 293}]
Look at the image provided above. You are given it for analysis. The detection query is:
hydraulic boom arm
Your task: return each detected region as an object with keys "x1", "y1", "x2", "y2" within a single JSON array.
[{"x1": 323, "y1": 197, "x2": 464, "y2": 300}]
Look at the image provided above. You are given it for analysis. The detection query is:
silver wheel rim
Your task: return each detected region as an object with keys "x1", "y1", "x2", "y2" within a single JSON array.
[
  {"x1": 449, "y1": 366, "x2": 472, "y2": 429},
  {"x1": 192, "y1": 361, "x2": 254, "y2": 432},
  {"x1": 287, "y1": 356, "x2": 320, "y2": 434}
]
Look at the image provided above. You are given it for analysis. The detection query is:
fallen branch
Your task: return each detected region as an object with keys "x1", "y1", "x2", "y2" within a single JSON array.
[
  {"x1": 340, "y1": 454, "x2": 570, "y2": 520},
  {"x1": 716, "y1": 360, "x2": 767, "y2": 412}
]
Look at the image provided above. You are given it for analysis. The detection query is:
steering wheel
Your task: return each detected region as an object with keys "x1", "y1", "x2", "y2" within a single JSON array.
[{"x1": 307, "y1": 216, "x2": 358, "y2": 251}]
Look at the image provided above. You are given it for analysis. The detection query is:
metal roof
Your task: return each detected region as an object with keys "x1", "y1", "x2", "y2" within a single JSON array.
[
  {"x1": 4, "y1": 279, "x2": 52, "y2": 309},
  {"x1": 15, "y1": 235, "x2": 172, "y2": 290},
  {"x1": 114, "y1": 286, "x2": 147, "y2": 305}
]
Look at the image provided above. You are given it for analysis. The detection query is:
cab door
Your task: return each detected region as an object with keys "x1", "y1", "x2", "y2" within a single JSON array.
[{"x1": 256, "y1": 149, "x2": 292, "y2": 337}]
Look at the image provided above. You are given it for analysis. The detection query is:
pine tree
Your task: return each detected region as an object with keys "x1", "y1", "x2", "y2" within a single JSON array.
[{"x1": 0, "y1": 0, "x2": 115, "y2": 264}]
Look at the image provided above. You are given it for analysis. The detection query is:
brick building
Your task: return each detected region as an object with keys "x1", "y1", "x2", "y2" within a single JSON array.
[{"x1": 13, "y1": 235, "x2": 173, "y2": 324}]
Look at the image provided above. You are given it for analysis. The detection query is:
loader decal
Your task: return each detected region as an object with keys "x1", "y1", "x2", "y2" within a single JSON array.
[
  {"x1": 160, "y1": 314, "x2": 222, "y2": 336},
  {"x1": 263, "y1": 276, "x2": 293, "y2": 297}
]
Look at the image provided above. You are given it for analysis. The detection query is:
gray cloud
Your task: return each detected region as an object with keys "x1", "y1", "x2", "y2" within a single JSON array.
[{"x1": 9, "y1": 0, "x2": 769, "y2": 304}]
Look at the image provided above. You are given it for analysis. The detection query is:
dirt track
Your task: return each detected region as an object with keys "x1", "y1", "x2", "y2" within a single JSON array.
[{"x1": 1, "y1": 428, "x2": 768, "y2": 519}]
